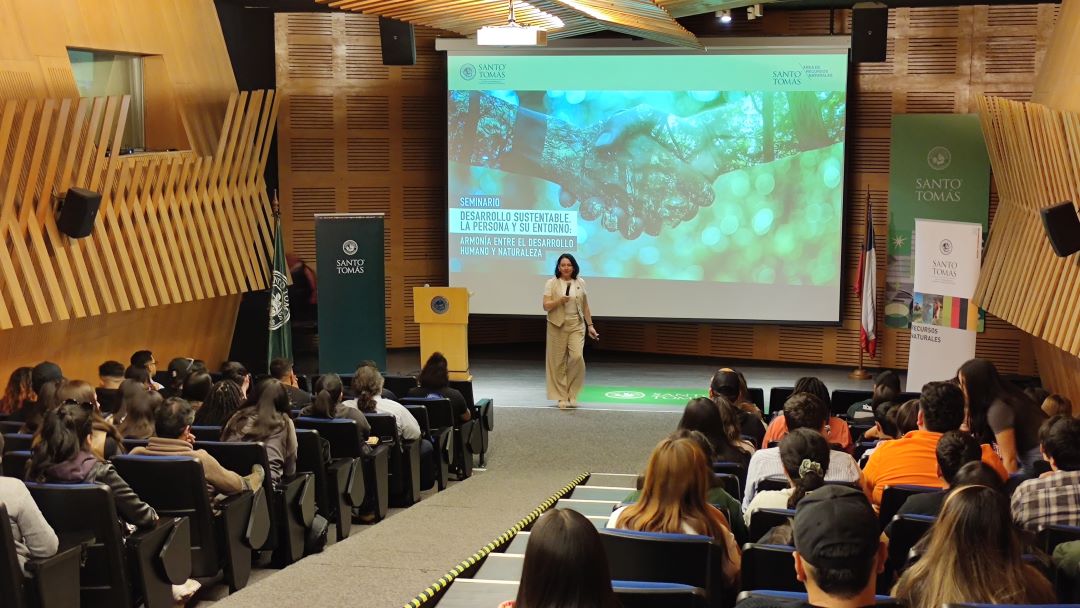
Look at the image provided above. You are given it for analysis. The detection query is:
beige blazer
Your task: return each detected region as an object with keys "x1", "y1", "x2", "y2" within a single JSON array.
[{"x1": 544, "y1": 277, "x2": 588, "y2": 327}]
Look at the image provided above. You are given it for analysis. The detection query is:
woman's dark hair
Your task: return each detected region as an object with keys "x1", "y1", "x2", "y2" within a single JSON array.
[
  {"x1": 124, "y1": 365, "x2": 151, "y2": 386},
  {"x1": 792, "y1": 377, "x2": 830, "y2": 409},
  {"x1": 949, "y1": 461, "x2": 1005, "y2": 493},
  {"x1": 312, "y1": 373, "x2": 344, "y2": 418},
  {"x1": 193, "y1": 380, "x2": 244, "y2": 426},
  {"x1": 181, "y1": 372, "x2": 213, "y2": 404},
  {"x1": 117, "y1": 389, "x2": 161, "y2": 439},
  {"x1": 417, "y1": 352, "x2": 450, "y2": 391},
  {"x1": 891, "y1": 399, "x2": 920, "y2": 436},
  {"x1": 779, "y1": 428, "x2": 830, "y2": 509},
  {"x1": 222, "y1": 378, "x2": 289, "y2": 441},
  {"x1": 220, "y1": 361, "x2": 249, "y2": 388},
  {"x1": 21, "y1": 379, "x2": 61, "y2": 433},
  {"x1": 115, "y1": 378, "x2": 148, "y2": 424},
  {"x1": 553, "y1": 253, "x2": 580, "y2": 279},
  {"x1": 351, "y1": 366, "x2": 384, "y2": 413},
  {"x1": 678, "y1": 397, "x2": 726, "y2": 455},
  {"x1": 28, "y1": 401, "x2": 94, "y2": 481},
  {"x1": 958, "y1": 358, "x2": 1038, "y2": 444},
  {"x1": 0, "y1": 366, "x2": 33, "y2": 415},
  {"x1": 190, "y1": 359, "x2": 208, "y2": 374},
  {"x1": 514, "y1": 508, "x2": 618, "y2": 608},
  {"x1": 873, "y1": 401, "x2": 899, "y2": 438}
]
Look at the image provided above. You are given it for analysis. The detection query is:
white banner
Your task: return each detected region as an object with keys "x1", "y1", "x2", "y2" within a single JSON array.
[{"x1": 906, "y1": 219, "x2": 983, "y2": 392}]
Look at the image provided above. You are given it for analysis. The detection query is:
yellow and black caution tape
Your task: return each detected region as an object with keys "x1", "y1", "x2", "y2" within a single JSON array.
[{"x1": 402, "y1": 471, "x2": 591, "y2": 608}]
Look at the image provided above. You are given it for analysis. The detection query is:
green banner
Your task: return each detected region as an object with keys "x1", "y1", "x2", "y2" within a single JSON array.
[
  {"x1": 315, "y1": 214, "x2": 386, "y2": 373},
  {"x1": 577, "y1": 385, "x2": 706, "y2": 406},
  {"x1": 885, "y1": 114, "x2": 990, "y2": 329},
  {"x1": 268, "y1": 214, "x2": 293, "y2": 368}
]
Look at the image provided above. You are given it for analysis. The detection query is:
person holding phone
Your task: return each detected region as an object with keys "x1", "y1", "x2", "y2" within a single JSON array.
[{"x1": 542, "y1": 253, "x2": 599, "y2": 409}]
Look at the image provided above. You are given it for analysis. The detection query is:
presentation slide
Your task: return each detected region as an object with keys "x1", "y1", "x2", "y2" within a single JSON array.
[{"x1": 446, "y1": 51, "x2": 848, "y2": 322}]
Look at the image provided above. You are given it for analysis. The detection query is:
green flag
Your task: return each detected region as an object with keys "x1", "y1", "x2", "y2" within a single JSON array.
[{"x1": 268, "y1": 212, "x2": 293, "y2": 368}]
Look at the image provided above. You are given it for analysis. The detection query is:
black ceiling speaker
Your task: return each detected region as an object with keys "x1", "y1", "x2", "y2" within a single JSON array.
[
  {"x1": 57, "y1": 187, "x2": 102, "y2": 238},
  {"x1": 1041, "y1": 201, "x2": 1080, "y2": 257},
  {"x1": 379, "y1": 17, "x2": 416, "y2": 66},
  {"x1": 852, "y1": 3, "x2": 888, "y2": 63}
]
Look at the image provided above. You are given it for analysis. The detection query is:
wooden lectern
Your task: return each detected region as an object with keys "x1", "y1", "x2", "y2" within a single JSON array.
[{"x1": 413, "y1": 286, "x2": 471, "y2": 381}]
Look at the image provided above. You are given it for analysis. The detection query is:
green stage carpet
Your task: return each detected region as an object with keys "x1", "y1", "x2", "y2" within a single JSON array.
[{"x1": 577, "y1": 384, "x2": 707, "y2": 406}]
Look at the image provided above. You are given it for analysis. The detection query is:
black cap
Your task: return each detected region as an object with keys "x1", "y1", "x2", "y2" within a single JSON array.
[
  {"x1": 793, "y1": 485, "x2": 879, "y2": 570},
  {"x1": 31, "y1": 361, "x2": 63, "y2": 394}
]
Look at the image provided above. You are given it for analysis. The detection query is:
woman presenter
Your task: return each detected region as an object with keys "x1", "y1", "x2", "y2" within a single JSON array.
[{"x1": 543, "y1": 254, "x2": 599, "y2": 409}]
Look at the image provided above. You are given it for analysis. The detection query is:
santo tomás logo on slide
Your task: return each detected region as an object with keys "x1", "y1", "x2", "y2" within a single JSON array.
[
  {"x1": 939, "y1": 238, "x2": 954, "y2": 255},
  {"x1": 459, "y1": 63, "x2": 477, "y2": 81},
  {"x1": 927, "y1": 146, "x2": 952, "y2": 171},
  {"x1": 342, "y1": 239, "x2": 358, "y2": 256},
  {"x1": 605, "y1": 390, "x2": 646, "y2": 400}
]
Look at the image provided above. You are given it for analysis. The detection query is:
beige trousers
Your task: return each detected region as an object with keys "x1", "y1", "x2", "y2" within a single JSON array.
[{"x1": 545, "y1": 315, "x2": 585, "y2": 402}]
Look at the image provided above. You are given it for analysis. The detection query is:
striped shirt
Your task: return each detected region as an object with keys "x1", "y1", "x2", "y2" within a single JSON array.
[{"x1": 742, "y1": 446, "x2": 863, "y2": 510}]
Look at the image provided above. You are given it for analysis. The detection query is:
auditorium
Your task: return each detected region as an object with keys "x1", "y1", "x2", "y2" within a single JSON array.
[{"x1": 1, "y1": 0, "x2": 1079, "y2": 607}]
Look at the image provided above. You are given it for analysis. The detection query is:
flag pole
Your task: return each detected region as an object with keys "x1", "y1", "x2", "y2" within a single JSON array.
[{"x1": 850, "y1": 185, "x2": 873, "y2": 380}]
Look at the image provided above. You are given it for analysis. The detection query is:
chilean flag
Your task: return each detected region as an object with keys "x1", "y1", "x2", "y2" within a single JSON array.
[{"x1": 855, "y1": 196, "x2": 877, "y2": 358}]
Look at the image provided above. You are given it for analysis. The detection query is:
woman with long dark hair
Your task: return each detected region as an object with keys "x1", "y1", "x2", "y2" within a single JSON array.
[
  {"x1": 193, "y1": 379, "x2": 245, "y2": 427},
  {"x1": 27, "y1": 402, "x2": 157, "y2": 529},
  {"x1": 892, "y1": 484, "x2": 1054, "y2": 607},
  {"x1": 298, "y1": 373, "x2": 370, "y2": 435},
  {"x1": 679, "y1": 397, "x2": 754, "y2": 468},
  {"x1": 743, "y1": 428, "x2": 829, "y2": 528},
  {"x1": 709, "y1": 368, "x2": 766, "y2": 446},
  {"x1": 57, "y1": 380, "x2": 125, "y2": 459},
  {"x1": 181, "y1": 371, "x2": 213, "y2": 412},
  {"x1": 0, "y1": 366, "x2": 32, "y2": 415},
  {"x1": 407, "y1": 352, "x2": 472, "y2": 423},
  {"x1": 542, "y1": 253, "x2": 599, "y2": 409},
  {"x1": 500, "y1": 509, "x2": 618, "y2": 608},
  {"x1": 957, "y1": 358, "x2": 1046, "y2": 474},
  {"x1": 221, "y1": 378, "x2": 297, "y2": 485},
  {"x1": 116, "y1": 389, "x2": 160, "y2": 440}
]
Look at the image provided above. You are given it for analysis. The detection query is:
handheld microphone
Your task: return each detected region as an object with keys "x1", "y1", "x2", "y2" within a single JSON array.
[{"x1": 565, "y1": 283, "x2": 571, "y2": 297}]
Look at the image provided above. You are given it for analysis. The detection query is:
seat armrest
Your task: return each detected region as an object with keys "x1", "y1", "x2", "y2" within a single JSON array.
[{"x1": 26, "y1": 544, "x2": 83, "y2": 608}]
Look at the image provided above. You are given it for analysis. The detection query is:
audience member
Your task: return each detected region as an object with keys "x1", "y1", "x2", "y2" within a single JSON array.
[
  {"x1": 27, "y1": 402, "x2": 157, "y2": 529},
  {"x1": 270, "y1": 357, "x2": 312, "y2": 408},
  {"x1": 123, "y1": 365, "x2": 153, "y2": 390},
  {"x1": 883, "y1": 431, "x2": 982, "y2": 536},
  {"x1": 11, "y1": 361, "x2": 63, "y2": 432},
  {"x1": 499, "y1": 509, "x2": 618, "y2": 608},
  {"x1": 181, "y1": 371, "x2": 213, "y2": 411},
  {"x1": 160, "y1": 357, "x2": 196, "y2": 399},
  {"x1": 98, "y1": 360, "x2": 125, "y2": 389},
  {"x1": 1012, "y1": 415, "x2": 1080, "y2": 532},
  {"x1": 221, "y1": 378, "x2": 297, "y2": 486},
  {"x1": 190, "y1": 359, "x2": 208, "y2": 374},
  {"x1": 891, "y1": 399, "x2": 920, "y2": 437},
  {"x1": 892, "y1": 484, "x2": 1055, "y2": 608},
  {"x1": 407, "y1": 352, "x2": 472, "y2": 423},
  {"x1": 116, "y1": 388, "x2": 161, "y2": 440},
  {"x1": 130, "y1": 350, "x2": 163, "y2": 390},
  {"x1": 958, "y1": 358, "x2": 1046, "y2": 474},
  {"x1": 744, "y1": 428, "x2": 828, "y2": 529},
  {"x1": 356, "y1": 359, "x2": 400, "y2": 401},
  {"x1": 192, "y1": 379, "x2": 245, "y2": 427},
  {"x1": 862, "y1": 382, "x2": 1007, "y2": 506},
  {"x1": 709, "y1": 368, "x2": 766, "y2": 446},
  {"x1": 220, "y1": 361, "x2": 251, "y2": 397},
  {"x1": 608, "y1": 436, "x2": 741, "y2": 584},
  {"x1": 131, "y1": 397, "x2": 264, "y2": 495},
  {"x1": 743, "y1": 393, "x2": 861, "y2": 510},
  {"x1": 737, "y1": 486, "x2": 886, "y2": 608},
  {"x1": 678, "y1": 396, "x2": 754, "y2": 468},
  {"x1": 57, "y1": 379, "x2": 124, "y2": 459},
  {"x1": 298, "y1": 372, "x2": 371, "y2": 435},
  {"x1": 858, "y1": 400, "x2": 900, "y2": 454},
  {"x1": 1041, "y1": 393, "x2": 1074, "y2": 419},
  {"x1": 0, "y1": 366, "x2": 32, "y2": 415},
  {"x1": 762, "y1": 377, "x2": 853, "y2": 452},
  {"x1": 0, "y1": 476, "x2": 58, "y2": 575},
  {"x1": 848, "y1": 370, "x2": 900, "y2": 420}
]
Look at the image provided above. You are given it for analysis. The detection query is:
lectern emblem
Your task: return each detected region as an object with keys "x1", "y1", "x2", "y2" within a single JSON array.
[{"x1": 431, "y1": 296, "x2": 450, "y2": 314}]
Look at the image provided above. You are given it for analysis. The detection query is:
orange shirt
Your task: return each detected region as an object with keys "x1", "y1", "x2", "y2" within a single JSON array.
[
  {"x1": 762, "y1": 415, "x2": 853, "y2": 452},
  {"x1": 861, "y1": 429, "x2": 1008, "y2": 506}
]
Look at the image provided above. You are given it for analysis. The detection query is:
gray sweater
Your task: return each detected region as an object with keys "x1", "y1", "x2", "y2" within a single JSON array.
[{"x1": 0, "y1": 477, "x2": 59, "y2": 575}]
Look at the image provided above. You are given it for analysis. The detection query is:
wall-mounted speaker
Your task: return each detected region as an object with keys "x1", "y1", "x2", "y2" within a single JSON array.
[
  {"x1": 379, "y1": 17, "x2": 416, "y2": 66},
  {"x1": 852, "y1": 4, "x2": 888, "y2": 63},
  {"x1": 1041, "y1": 201, "x2": 1080, "y2": 257},
  {"x1": 57, "y1": 187, "x2": 102, "y2": 238}
]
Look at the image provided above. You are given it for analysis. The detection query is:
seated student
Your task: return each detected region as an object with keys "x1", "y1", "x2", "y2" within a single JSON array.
[
  {"x1": 884, "y1": 430, "x2": 981, "y2": 530},
  {"x1": 344, "y1": 366, "x2": 435, "y2": 490},
  {"x1": 743, "y1": 393, "x2": 862, "y2": 510},
  {"x1": 129, "y1": 350, "x2": 163, "y2": 390},
  {"x1": 27, "y1": 402, "x2": 158, "y2": 530},
  {"x1": 709, "y1": 368, "x2": 766, "y2": 447},
  {"x1": 678, "y1": 396, "x2": 755, "y2": 469},
  {"x1": 1042, "y1": 393, "x2": 1075, "y2": 418},
  {"x1": 221, "y1": 378, "x2": 297, "y2": 486},
  {"x1": 116, "y1": 388, "x2": 161, "y2": 440},
  {"x1": 356, "y1": 359, "x2": 402, "y2": 401},
  {"x1": 124, "y1": 365, "x2": 153, "y2": 391},
  {"x1": 1, "y1": 366, "x2": 33, "y2": 415},
  {"x1": 192, "y1": 379, "x2": 245, "y2": 427},
  {"x1": 160, "y1": 357, "x2": 196, "y2": 399},
  {"x1": 892, "y1": 484, "x2": 1055, "y2": 608},
  {"x1": 131, "y1": 397, "x2": 264, "y2": 496},
  {"x1": 0, "y1": 477, "x2": 58, "y2": 576},
  {"x1": 406, "y1": 352, "x2": 472, "y2": 424},
  {"x1": 95, "y1": 360, "x2": 125, "y2": 415},
  {"x1": 857, "y1": 401, "x2": 900, "y2": 461},
  {"x1": 220, "y1": 361, "x2": 252, "y2": 398},
  {"x1": 270, "y1": 357, "x2": 312, "y2": 408},
  {"x1": 11, "y1": 361, "x2": 63, "y2": 432},
  {"x1": 848, "y1": 370, "x2": 901, "y2": 421},
  {"x1": 608, "y1": 436, "x2": 741, "y2": 585},
  {"x1": 737, "y1": 486, "x2": 886, "y2": 608},
  {"x1": 499, "y1": 509, "x2": 618, "y2": 608},
  {"x1": 744, "y1": 428, "x2": 828, "y2": 530},
  {"x1": 623, "y1": 429, "x2": 750, "y2": 545},
  {"x1": 862, "y1": 381, "x2": 1007, "y2": 507},
  {"x1": 181, "y1": 371, "x2": 213, "y2": 412},
  {"x1": 762, "y1": 377, "x2": 853, "y2": 452},
  {"x1": 1012, "y1": 415, "x2": 1080, "y2": 532},
  {"x1": 57, "y1": 380, "x2": 125, "y2": 460},
  {"x1": 298, "y1": 373, "x2": 371, "y2": 436},
  {"x1": 891, "y1": 398, "x2": 919, "y2": 436}
]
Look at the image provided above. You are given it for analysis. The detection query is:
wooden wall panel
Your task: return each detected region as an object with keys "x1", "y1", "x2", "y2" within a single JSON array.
[{"x1": 276, "y1": 6, "x2": 1056, "y2": 376}]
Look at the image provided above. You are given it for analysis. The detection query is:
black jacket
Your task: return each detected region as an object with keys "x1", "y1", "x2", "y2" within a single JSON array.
[{"x1": 44, "y1": 452, "x2": 157, "y2": 529}]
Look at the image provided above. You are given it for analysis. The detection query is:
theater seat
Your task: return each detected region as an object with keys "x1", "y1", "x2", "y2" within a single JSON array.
[
  {"x1": 748, "y1": 507, "x2": 795, "y2": 543},
  {"x1": 831, "y1": 389, "x2": 873, "y2": 417},
  {"x1": 293, "y1": 427, "x2": 358, "y2": 541},
  {"x1": 3, "y1": 433, "x2": 32, "y2": 453},
  {"x1": 879, "y1": 485, "x2": 938, "y2": 530},
  {"x1": 885, "y1": 513, "x2": 934, "y2": 576},
  {"x1": 599, "y1": 528, "x2": 727, "y2": 606},
  {"x1": 738, "y1": 590, "x2": 898, "y2": 606},
  {"x1": 1, "y1": 502, "x2": 82, "y2": 608},
  {"x1": 768, "y1": 387, "x2": 794, "y2": 416},
  {"x1": 294, "y1": 417, "x2": 386, "y2": 522},
  {"x1": 614, "y1": 581, "x2": 708, "y2": 608},
  {"x1": 365, "y1": 412, "x2": 421, "y2": 506},
  {"x1": 741, "y1": 543, "x2": 802, "y2": 592},
  {"x1": 2, "y1": 450, "x2": 30, "y2": 479}
]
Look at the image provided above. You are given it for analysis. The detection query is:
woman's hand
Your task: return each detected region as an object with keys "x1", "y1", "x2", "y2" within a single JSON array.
[{"x1": 587, "y1": 326, "x2": 600, "y2": 340}]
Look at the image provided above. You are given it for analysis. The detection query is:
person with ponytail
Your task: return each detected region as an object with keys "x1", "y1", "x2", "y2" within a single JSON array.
[
  {"x1": 744, "y1": 428, "x2": 830, "y2": 528},
  {"x1": 57, "y1": 380, "x2": 125, "y2": 460},
  {"x1": 220, "y1": 378, "x2": 297, "y2": 485},
  {"x1": 298, "y1": 373, "x2": 370, "y2": 436},
  {"x1": 27, "y1": 402, "x2": 157, "y2": 530},
  {"x1": 193, "y1": 379, "x2": 245, "y2": 427}
]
